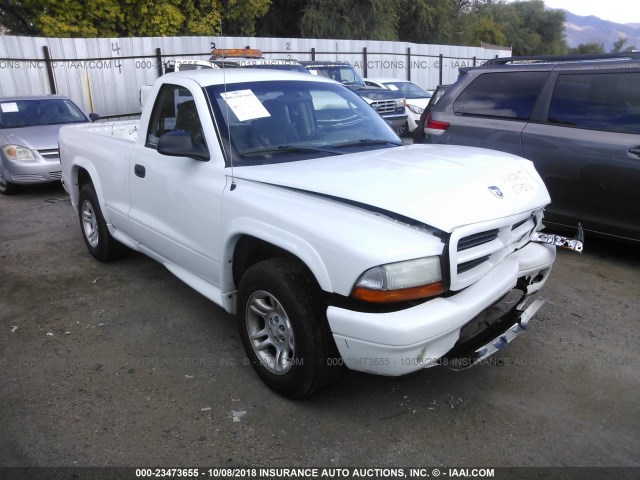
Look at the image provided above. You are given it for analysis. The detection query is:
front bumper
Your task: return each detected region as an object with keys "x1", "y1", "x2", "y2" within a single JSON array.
[
  {"x1": 381, "y1": 113, "x2": 408, "y2": 130},
  {"x1": 326, "y1": 241, "x2": 555, "y2": 375},
  {"x1": 1, "y1": 156, "x2": 62, "y2": 185}
]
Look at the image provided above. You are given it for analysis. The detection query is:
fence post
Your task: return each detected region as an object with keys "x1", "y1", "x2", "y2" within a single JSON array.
[
  {"x1": 473, "y1": 56, "x2": 477, "y2": 67},
  {"x1": 42, "y1": 46, "x2": 57, "y2": 95},
  {"x1": 407, "y1": 47, "x2": 411, "y2": 81},
  {"x1": 439, "y1": 53, "x2": 443, "y2": 86},
  {"x1": 155, "y1": 48, "x2": 163, "y2": 77},
  {"x1": 363, "y1": 47, "x2": 368, "y2": 78},
  {"x1": 311, "y1": 47, "x2": 316, "y2": 61}
]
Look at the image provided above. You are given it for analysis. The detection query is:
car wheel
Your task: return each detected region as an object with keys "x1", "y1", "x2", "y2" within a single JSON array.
[
  {"x1": 397, "y1": 121, "x2": 408, "y2": 137},
  {"x1": 0, "y1": 171, "x2": 19, "y2": 195},
  {"x1": 237, "y1": 257, "x2": 341, "y2": 398},
  {"x1": 78, "y1": 183, "x2": 124, "y2": 262}
]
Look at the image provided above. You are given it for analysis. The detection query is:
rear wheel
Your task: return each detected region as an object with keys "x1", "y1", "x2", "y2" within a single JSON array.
[
  {"x1": 237, "y1": 257, "x2": 341, "y2": 398},
  {"x1": 78, "y1": 183, "x2": 124, "y2": 262},
  {"x1": 0, "y1": 171, "x2": 19, "y2": 195}
]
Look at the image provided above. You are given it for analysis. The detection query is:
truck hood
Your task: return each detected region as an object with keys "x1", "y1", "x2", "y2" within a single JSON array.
[
  {"x1": 353, "y1": 87, "x2": 403, "y2": 100},
  {"x1": 232, "y1": 144, "x2": 550, "y2": 233}
]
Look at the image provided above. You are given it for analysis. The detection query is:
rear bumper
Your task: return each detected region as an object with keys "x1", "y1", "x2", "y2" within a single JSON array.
[{"x1": 326, "y1": 242, "x2": 555, "y2": 375}]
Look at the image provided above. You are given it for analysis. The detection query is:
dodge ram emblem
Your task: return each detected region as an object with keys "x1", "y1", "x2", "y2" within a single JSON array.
[{"x1": 488, "y1": 186, "x2": 503, "y2": 199}]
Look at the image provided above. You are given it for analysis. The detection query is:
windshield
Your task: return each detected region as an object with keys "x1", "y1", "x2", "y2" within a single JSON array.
[
  {"x1": 307, "y1": 66, "x2": 365, "y2": 87},
  {"x1": 385, "y1": 82, "x2": 431, "y2": 99},
  {"x1": 206, "y1": 80, "x2": 401, "y2": 166},
  {"x1": 0, "y1": 98, "x2": 88, "y2": 129}
]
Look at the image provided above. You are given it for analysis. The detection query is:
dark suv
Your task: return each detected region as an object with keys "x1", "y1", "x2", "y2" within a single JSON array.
[{"x1": 425, "y1": 53, "x2": 640, "y2": 243}]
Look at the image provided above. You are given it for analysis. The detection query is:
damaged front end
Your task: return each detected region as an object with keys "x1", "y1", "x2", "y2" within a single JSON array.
[{"x1": 531, "y1": 223, "x2": 584, "y2": 253}]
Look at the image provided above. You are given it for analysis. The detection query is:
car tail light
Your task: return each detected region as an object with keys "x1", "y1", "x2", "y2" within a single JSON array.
[{"x1": 424, "y1": 112, "x2": 449, "y2": 136}]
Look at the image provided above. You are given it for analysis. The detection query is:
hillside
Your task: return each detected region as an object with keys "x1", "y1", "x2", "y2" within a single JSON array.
[{"x1": 562, "y1": 11, "x2": 640, "y2": 51}]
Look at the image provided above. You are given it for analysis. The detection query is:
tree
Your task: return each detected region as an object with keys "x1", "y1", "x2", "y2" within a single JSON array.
[
  {"x1": 221, "y1": 0, "x2": 271, "y2": 36},
  {"x1": 255, "y1": 0, "x2": 307, "y2": 38},
  {"x1": 0, "y1": 0, "x2": 270, "y2": 37},
  {"x1": 611, "y1": 37, "x2": 636, "y2": 53},
  {"x1": 300, "y1": 0, "x2": 399, "y2": 41},
  {"x1": 568, "y1": 42, "x2": 604, "y2": 54},
  {"x1": 396, "y1": 0, "x2": 459, "y2": 45},
  {"x1": 470, "y1": 0, "x2": 565, "y2": 55}
]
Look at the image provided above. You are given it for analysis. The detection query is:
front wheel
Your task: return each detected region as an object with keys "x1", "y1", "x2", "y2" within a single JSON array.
[
  {"x1": 237, "y1": 257, "x2": 341, "y2": 398},
  {"x1": 78, "y1": 183, "x2": 124, "y2": 262},
  {"x1": 0, "y1": 171, "x2": 19, "y2": 195},
  {"x1": 397, "y1": 121, "x2": 408, "y2": 137}
]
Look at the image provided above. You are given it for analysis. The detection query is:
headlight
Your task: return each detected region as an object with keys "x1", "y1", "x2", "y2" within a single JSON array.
[
  {"x1": 351, "y1": 256, "x2": 443, "y2": 303},
  {"x1": 407, "y1": 104, "x2": 424, "y2": 114},
  {"x1": 2, "y1": 145, "x2": 37, "y2": 161},
  {"x1": 395, "y1": 98, "x2": 406, "y2": 109}
]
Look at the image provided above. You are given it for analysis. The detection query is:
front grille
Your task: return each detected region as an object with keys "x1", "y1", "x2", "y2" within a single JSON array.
[
  {"x1": 458, "y1": 255, "x2": 491, "y2": 274},
  {"x1": 448, "y1": 213, "x2": 537, "y2": 291},
  {"x1": 38, "y1": 148, "x2": 59, "y2": 160},
  {"x1": 458, "y1": 229, "x2": 499, "y2": 251},
  {"x1": 371, "y1": 99, "x2": 396, "y2": 114}
]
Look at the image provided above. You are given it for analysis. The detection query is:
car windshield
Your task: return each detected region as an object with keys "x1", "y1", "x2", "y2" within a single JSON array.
[
  {"x1": 206, "y1": 80, "x2": 401, "y2": 166},
  {"x1": 385, "y1": 82, "x2": 431, "y2": 99},
  {"x1": 307, "y1": 66, "x2": 366, "y2": 87},
  {"x1": 0, "y1": 98, "x2": 88, "y2": 129}
]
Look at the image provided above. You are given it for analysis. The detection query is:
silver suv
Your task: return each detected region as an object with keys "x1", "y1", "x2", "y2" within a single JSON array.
[{"x1": 425, "y1": 53, "x2": 640, "y2": 243}]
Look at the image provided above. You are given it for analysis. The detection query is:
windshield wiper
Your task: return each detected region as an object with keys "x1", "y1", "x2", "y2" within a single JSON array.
[
  {"x1": 330, "y1": 138, "x2": 403, "y2": 148},
  {"x1": 242, "y1": 145, "x2": 342, "y2": 156}
]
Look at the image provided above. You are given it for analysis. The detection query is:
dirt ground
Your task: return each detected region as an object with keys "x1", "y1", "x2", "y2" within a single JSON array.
[{"x1": 0, "y1": 182, "x2": 638, "y2": 470}]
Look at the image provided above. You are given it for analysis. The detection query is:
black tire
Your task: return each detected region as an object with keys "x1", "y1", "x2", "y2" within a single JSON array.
[
  {"x1": 0, "y1": 171, "x2": 19, "y2": 195},
  {"x1": 237, "y1": 257, "x2": 341, "y2": 398},
  {"x1": 397, "y1": 121, "x2": 408, "y2": 137},
  {"x1": 78, "y1": 183, "x2": 124, "y2": 262}
]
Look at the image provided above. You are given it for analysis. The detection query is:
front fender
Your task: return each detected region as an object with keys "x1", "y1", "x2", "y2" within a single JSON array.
[{"x1": 223, "y1": 217, "x2": 333, "y2": 295}]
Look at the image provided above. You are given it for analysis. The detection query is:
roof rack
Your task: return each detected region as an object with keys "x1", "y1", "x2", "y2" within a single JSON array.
[{"x1": 483, "y1": 52, "x2": 640, "y2": 66}]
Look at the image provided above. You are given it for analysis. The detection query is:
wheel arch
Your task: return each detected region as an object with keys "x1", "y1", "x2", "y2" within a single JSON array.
[
  {"x1": 222, "y1": 224, "x2": 333, "y2": 312},
  {"x1": 68, "y1": 160, "x2": 107, "y2": 216}
]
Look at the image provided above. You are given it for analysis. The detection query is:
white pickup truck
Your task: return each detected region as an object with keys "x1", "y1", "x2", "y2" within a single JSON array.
[{"x1": 60, "y1": 69, "x2": 576, "y2": 398}]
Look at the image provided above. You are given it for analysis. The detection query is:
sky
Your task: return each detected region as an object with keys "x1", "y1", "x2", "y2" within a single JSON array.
[{"x1": 540, "y1": 0, "x2": 638, "y2": 25}]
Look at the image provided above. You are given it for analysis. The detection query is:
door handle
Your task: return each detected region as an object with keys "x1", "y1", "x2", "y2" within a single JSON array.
[
  {"x1": 628, "y1": 147, "x2": 640, "y2": 157},
  {"x1": 134, "y1": 164, "x2": 146, "y2": 178}
]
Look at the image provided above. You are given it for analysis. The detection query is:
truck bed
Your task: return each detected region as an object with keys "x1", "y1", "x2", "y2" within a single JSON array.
[{"x1": 67, "y1": 120, "x2": 139, "y2": 141}]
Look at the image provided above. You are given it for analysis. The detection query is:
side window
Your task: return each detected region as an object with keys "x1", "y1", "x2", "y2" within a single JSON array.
[
  {"x1": 548, "y1": 72, "x2": 640, "y2": 134},
  {"x1": 145, "y1": 84, "x2": 205, "y2": 148},
  {"x1": 453, "y1": 72, "x2": 547, "y2": 120}
]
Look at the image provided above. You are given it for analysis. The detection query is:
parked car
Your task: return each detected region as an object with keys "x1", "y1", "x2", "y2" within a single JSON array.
[
  {"x1": 413, "y1": 84, "x2": 450, "y2": 143},
  {"x1": 300, "y1": 61, "x2": 407, "y2": 132},
  {"x1": 425, "y1": 53, "x2": 640, "y2": 242},
  {"x1": 365, "y1": 78, "x2": 432, "y2": 136},
  {"x1": 0, "y1": 95, "x2": 98, "y2": 195},
  {"x1": 59, "y1": 68, "x2": 580, "y2": 398}
]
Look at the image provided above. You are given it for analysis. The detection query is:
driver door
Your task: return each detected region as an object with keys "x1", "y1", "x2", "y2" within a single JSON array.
[{"x1": 128, "y1": 82, "x2": 226, "y2": 285}]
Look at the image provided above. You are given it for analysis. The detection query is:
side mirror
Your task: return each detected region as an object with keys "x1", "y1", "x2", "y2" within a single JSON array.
[
  {"x1": 89, "y1": 113, "x2": 100, "y2": 122},
  {"x1": 157, "y1": 130, "x2": 209, "y2": 162}
]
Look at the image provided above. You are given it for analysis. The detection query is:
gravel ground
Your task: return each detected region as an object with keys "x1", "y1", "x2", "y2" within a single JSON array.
[{"x1": 0, "y1": 182, "x2": 638, "y2": 470}]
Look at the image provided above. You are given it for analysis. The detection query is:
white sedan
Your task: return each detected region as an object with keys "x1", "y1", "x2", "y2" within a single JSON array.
[{"x1": 364, "y1": 78, "x2": 432, "y2": 136}]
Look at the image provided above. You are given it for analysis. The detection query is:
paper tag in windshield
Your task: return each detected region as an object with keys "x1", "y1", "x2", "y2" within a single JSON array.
[
  {"x1": 220, "y1": 90, "x2": 270, "y2": 122},
  {"x1": 1, "y1": 102, "x2": 19, "y2": 113}
]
